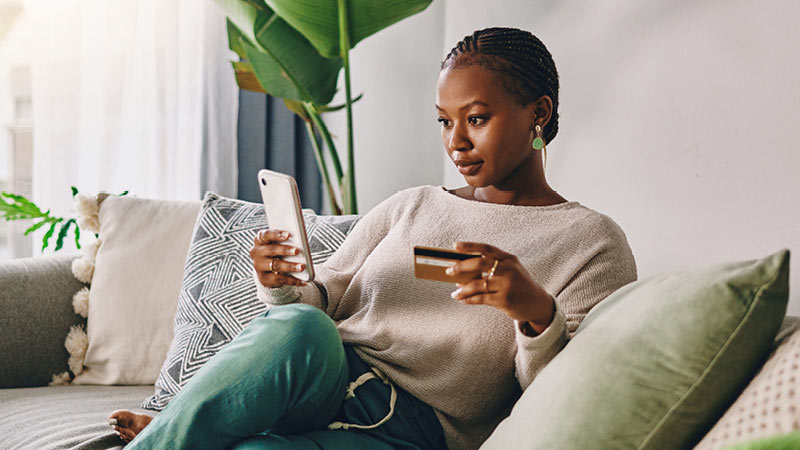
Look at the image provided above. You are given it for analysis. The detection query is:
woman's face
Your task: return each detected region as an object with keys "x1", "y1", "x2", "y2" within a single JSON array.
[{"x1": 435, "y1": 65, "x2": 538, "y2": 188}]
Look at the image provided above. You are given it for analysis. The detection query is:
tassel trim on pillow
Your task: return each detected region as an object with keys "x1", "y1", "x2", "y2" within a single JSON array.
[
  {"x1": 71, "y1": 258, "x2": 95, "y2": 284},
  {"x1": 64, "y1": 192, "x2": 110, "y2": 382},
  {"x1": 75, "y1": 193, "x2": 100, "y2": 234},
  {"x1": 49, "y1": 371, "x2": 72, "y2": 386},
  {"x1": 65, "y1": 324, "x2": 89, "y2": 376},
  {"x1": 72, "y1": 287, "x2": 90, "y2": 318}
]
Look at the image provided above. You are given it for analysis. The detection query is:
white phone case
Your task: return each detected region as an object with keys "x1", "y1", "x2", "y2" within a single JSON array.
[{"x1": 257, "y1": 169, "x2": 315, "y2": 282}]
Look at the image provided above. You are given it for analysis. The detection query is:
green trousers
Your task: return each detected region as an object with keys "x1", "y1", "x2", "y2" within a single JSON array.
[{"x1": 127, "y1": 303, "x2": 446, "y2": 449}]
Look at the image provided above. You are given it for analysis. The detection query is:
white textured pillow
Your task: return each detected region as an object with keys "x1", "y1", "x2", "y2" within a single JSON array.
[
  {"x1": 71, "y1": 195, "x2": 201, "y2": 385},
  {"x1": 695, "y1": 320, "x2": 800, "y2": 449}
]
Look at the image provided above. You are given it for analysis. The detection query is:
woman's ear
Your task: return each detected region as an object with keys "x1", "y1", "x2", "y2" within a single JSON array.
[{"x1": 531, "y1": 95, "x2": 553, "y2": 129}]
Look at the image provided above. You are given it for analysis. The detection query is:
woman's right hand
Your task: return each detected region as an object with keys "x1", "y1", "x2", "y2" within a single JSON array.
[{"x1": 250, "y1": 229, "x2": 307, "y2": 288}]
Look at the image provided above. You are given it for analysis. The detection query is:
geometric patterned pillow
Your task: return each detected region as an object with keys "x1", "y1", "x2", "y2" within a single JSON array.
[
  {"x1": 695, "y1": 319, "x2": 800, "y2": 450},
  {"x1": 141, "y1": 192, "x2": 360, "y2": 410}
]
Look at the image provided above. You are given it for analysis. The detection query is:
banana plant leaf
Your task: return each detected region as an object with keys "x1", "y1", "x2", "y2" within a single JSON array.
[
  {"x1": 217, "y1": 0, "x2": 262, "y2": 53},
  {"x1": 265, "y1": 0, "x2": 432, "y2": 58},
  {"x1": 314, "y1": 93, "x2": 363, "y2": 113},
  {"x1": 232, "y1": 61, "x2": 267, "y2": 93},
  {"x1": 283, "y1": 99, "x2": 310, "y2": 121},
  {"x1": 218, "y1": 0, "x2": 343, "y2": 105}
]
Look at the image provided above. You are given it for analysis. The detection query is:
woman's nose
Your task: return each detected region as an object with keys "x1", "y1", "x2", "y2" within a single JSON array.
[{"x1": 448, "y1": 123, "x2": 472, "y2": 152}]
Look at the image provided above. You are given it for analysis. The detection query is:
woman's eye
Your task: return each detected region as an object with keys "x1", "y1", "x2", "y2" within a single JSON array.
[
  {"x1": 468, "y1": 116, "x2": 486, "y2": 126},
  {"x1": 437, "y1": 117, "x2": 451, "y2": 127}
]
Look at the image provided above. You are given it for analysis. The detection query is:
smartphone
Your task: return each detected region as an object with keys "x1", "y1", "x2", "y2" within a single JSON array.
[
  {"x1": 413, "y1": 246, "x2": 482, "y2": 284},
  {"x1": 258, "y1": 169, "x2": 315, "y2": 282}
]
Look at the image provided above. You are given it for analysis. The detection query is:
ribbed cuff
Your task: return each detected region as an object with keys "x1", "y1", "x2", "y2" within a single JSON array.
[
  {"x1": 515, "y1": 301, "x2": 568, "y2": 351},
  {"x1": 253, "y1": 272, "x2": 300, "y2": 305},
  {"x1": 514, "y1": 301, "x2": 569, "y2": 389}
]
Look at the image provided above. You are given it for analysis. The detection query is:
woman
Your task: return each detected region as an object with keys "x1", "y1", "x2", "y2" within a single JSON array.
[{"x1": 110, "y1": 27, "x2": 637, "y2": 449}]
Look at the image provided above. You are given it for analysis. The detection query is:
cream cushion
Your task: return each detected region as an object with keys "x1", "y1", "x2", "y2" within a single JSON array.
[{"x1": 72, "y1": 196, "x2": 201, "y2": 385}]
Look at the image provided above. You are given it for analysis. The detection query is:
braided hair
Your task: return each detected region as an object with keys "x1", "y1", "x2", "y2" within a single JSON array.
[{"x1": 442, "y1": 27, "x2": 560, "y2": 143}]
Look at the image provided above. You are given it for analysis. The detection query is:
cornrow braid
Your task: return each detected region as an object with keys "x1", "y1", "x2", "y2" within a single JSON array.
[{"x1": 442, "y1": 27, "x2": 560, "y2": 143}]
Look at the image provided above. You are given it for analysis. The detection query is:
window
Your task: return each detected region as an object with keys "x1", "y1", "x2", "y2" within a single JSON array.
[
  {"x1": 0, "y1": 1, "x2": 242, "y2": 260},
  {"x1": 1, "y1": 65, "x2": 34, "y2": 259},
  {"x1": 1, "y1": 1, "x2": 33, "y2": 259}
]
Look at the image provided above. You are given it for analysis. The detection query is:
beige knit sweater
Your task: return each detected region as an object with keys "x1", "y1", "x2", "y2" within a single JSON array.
[{"x1": 256, "y1": 186, "x2": 637, "y2": 449}]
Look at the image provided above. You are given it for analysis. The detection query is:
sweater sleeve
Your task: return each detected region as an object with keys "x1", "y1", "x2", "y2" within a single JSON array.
[
  {"x1": 556, "y1": 217, "x2": 638, "y2": 335},
  {"x1": 513, "y1": 216, "x2": 638, "y2": 389},
  {"x1": 255, "y1": 190, "x2": 403, "y2": 315},
  {"x1": 512, "y1": 300, "x2": 569, "y2": 390}
]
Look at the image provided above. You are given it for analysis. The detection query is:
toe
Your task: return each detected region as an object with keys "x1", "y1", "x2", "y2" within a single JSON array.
[
  {"x1": 119, "y1": 427, "x2": 135, "y2": 442},
  {"x1": 109, "y1": 409, "x2": 134, "y2": 427}
]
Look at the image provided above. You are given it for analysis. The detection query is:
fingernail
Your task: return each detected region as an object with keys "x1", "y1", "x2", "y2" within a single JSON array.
[
  {"x1": 295, "y1": 264, "x2": 303, "y2": 270},
  {"x1": 450, "y1": 288, "x2": 461, "y2": 299},
  {"x1": 445, "y1": 266, "x2": 455, "y2": 275},
  {"x1": 291, "y1": 248, "x2": 299, "y2": 255},
  {"x1": 281, "y1": 231, "x2": 289, "y2": 238}
]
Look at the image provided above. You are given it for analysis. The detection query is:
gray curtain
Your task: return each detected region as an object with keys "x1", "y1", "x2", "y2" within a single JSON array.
[{"x1": 236, "y1": 90, "x2": 322, "y2": 212}]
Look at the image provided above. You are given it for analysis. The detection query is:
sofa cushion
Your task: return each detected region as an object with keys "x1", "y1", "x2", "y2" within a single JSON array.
[
  {"x1": 0, "y1": 385, "x2": 153, "y2": 450},
  {"x1": 72, "y1": 196, "x2": 202, "y2": 385},
  {"x1": 0, "y1": 254, "x2": 85, "y2": 388},
  {"x1": 480, "y1": 249, "x2": 790, "y2": 450},
  {"x1": 695, "y1": 319, "x2": 800, "y2": 449},
  {"x1": 142, "y1": 192, "x2": 359, "y2": 411}
]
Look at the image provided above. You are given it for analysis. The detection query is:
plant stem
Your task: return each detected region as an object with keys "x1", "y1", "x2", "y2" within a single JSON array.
[
  {"x1": 308, "y1": 107, "x2": 344, "y2": 183},
  {"x1": 302, "y1": 107, "x2": 343, "y2": 215},
  {"x1": 338, "y1": 0, "x2": 357, "y2": 214}
]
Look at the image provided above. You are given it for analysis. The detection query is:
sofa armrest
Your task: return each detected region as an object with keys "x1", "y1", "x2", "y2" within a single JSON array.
[{"x1": 0, "y1": 254, "x2": 86, "y2": 388}]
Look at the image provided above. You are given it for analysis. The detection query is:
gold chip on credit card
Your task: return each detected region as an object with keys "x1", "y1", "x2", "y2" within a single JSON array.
[{"x1": 413, "y1": 246, "x2": 482, "y2": 284}]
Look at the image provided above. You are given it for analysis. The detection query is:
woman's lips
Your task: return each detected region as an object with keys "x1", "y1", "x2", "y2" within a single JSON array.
[{"x1": 456, "y1": 161, "x2": 482, "y2": 176}]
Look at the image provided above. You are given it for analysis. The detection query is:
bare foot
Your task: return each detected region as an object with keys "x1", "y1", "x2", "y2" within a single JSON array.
[{"x1": 108, "y1": 410, "x2": 154, "y2": 444}]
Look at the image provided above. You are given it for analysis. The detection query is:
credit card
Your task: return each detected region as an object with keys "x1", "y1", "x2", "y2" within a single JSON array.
[{"x1": 413, "y1": 246, "x2": 482, "y2": 283}]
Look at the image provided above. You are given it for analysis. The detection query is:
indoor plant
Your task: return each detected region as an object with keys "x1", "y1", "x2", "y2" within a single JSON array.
[
  {"x1": 215, "y1": 0, "x2": 432, "y2": 214},
  {"x1": 0, "y1": 187, "x2": 127, "y2": 252}
]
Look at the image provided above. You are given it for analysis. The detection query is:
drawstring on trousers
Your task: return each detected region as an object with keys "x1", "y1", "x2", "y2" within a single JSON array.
[{"x1": 327, "y1": 366, "x2": 397, "y2": 431}]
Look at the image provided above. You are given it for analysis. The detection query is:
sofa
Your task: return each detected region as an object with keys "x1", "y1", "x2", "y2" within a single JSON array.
[
  {"x1": 0, "y1": 193, "x2": 798, "y2": 450},
  {"x1": 0, "y1": 253, "x2": 155, "y2": 450}
]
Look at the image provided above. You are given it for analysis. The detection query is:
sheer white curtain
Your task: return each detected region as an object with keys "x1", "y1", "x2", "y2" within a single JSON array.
[{"x1": 29, "y1": 0, "x2": 237, "y2": 220}]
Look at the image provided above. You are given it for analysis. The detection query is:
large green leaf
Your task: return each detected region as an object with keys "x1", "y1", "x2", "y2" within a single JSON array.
[
  {"x1": 215, "y1": 0, "x2": 262, "y2": 53},
  {"x1": 231, "y1": 60, "x2": 267, "y2": 93},
  {"x1": 265, "y1": 0, "x2": 432, "y2": 58},
  {"x1": 252, "y1": 10, "x2": 342, "y2": 104},
  {"x1": 218, "y1": 0, "x2": 342, "y2": 105}
]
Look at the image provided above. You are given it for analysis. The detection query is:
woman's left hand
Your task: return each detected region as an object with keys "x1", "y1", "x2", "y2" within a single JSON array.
[{"x1": 447, "y1": 241, "x2": 555, "y2": 334}]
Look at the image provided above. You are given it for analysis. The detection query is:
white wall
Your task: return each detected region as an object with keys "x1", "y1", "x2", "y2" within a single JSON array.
[
  {"x1": 324, "y1": 1, "x2": 445, "y2": 213},
  {"x1": 339, "y1": 0, "x2": 800, "y2": 315}
]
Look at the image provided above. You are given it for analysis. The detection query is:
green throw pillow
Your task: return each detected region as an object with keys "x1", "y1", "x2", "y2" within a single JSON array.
[
  {"x1": 723, "y1": 431, "x2": 800, "y2": 450},
  {"x1": 481, "y1": 250, "x2": 790, "y2": 450}
]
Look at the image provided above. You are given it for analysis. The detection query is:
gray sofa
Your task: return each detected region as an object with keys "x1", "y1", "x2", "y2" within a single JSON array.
[
  {"x1": 0, "y1": 254, "x2": 152, "y2": 450},
  {"x1": 1, "y1": 254, "x2": 798, "y2": 450}
]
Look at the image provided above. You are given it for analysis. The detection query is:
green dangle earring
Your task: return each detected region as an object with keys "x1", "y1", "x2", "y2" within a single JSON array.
[{"x1": 532, "y1": 124, "x2": 547, "y2": 168}]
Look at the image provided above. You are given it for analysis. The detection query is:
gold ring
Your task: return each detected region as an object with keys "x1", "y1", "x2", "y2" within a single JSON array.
[
  {"x1": 484, "y1": 277, "x2": 490, "y2": 293},
  {"x1": 269, "y1": 258, "x2": 277, "y2": 272},
  {"x1": 488, "y1": 259, "x2": 499, "y2": 278}
]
